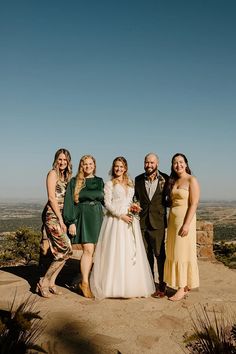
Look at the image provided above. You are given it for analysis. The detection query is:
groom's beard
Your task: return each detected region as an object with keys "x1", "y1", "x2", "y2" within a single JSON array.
[{"x1": 145, "y1": 166, "x2": 158, "y2": 176}]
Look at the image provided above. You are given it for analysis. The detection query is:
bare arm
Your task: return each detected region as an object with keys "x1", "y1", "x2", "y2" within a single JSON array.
[
  {"x1": 47, "y1": 170, "x2": 67, "y2": 233},
  {"x1": 179, "y1": 176, "x2": 200, "y2": 237}
]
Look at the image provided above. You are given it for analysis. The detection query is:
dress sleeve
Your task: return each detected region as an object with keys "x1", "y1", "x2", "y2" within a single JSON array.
[
  {"x1": 63, "y1": 179, "x2": 77, "y2": 226},
  {"x1": 128, "y1": 186, "x2": 135, "y2": 204},
  {"x1": 104, "y1": 181, "x2": 125, "y2": 218},
  {"x1": 99, "y1": 178, "x2": 105, "y2": 206}
]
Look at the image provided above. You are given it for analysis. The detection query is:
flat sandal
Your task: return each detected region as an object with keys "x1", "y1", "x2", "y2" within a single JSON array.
[{"x1": 49, "y1": 286, "x2": 63, "y2": 295}]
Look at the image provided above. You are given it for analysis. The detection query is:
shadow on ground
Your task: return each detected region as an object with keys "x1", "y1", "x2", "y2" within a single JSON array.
[{"x1": 0, "y1": 256, "x2": 81, "y2": 294}]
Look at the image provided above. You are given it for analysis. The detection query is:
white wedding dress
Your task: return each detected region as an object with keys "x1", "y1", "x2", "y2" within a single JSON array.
[{"x1": 90, "y1": 181, "x2": 155, "y2": 299}]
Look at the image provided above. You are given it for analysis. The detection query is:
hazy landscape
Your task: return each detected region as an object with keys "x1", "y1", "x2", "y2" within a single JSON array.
[
  {"x1": 0, "y1": 201, "x2": 44, "y2": 233},
  {"x1": 197, "y1": 200, "x2": 236, "y2": 241},
  {"x1": 0, "y1": 200, "x2": 236, "y2": 241}
]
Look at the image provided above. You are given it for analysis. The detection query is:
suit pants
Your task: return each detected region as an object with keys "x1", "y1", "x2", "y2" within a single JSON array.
[{"x1": 142, "y1": 228, "x2": 166, "y2": 288}]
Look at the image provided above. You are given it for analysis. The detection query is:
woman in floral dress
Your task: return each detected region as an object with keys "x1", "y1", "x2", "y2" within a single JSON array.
[{"x1": 36, "y1": 148, "x2": 73, "y2": 298}]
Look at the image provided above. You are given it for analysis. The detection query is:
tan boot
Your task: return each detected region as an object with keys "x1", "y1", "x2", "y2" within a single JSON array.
[{"x1": 79, "y1": 282, "x2": 94, "y2": 298}]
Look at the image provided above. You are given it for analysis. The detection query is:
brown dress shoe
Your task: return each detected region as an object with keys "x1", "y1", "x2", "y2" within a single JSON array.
[{"x1": 151, "y1": 289, "x2": 166, "y2": 298}]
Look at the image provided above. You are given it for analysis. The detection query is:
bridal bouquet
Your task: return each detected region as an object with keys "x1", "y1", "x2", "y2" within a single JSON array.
[{"x1": 128, "y1": 201, "x2": 142, "y2": 220}]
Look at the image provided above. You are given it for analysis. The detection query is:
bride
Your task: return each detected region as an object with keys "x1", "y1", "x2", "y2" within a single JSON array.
[{"x1": 90, "y1": 156, "x2": 155, "y2": 299}]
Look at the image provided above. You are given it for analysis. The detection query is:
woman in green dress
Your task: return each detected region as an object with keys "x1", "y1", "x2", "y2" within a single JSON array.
[{"x1": 63, "y1": 155, "x2": 104, "y2": 298}]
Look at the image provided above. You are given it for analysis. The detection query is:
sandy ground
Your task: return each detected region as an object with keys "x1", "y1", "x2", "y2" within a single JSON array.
[{"x1": 0, "y1": 257, "x2": 236, "y2": 354}]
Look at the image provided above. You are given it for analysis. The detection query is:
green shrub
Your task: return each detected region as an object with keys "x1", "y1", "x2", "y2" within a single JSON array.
[
  {"x1": 0, "y1": 227, "x2": 41, "y2": 266},
  {"x1": 15, "y1": 227, "x2": 41, "y2": 264},
  {"x1": 213, "y1": 242, "x2": 236, "y2": 269}
]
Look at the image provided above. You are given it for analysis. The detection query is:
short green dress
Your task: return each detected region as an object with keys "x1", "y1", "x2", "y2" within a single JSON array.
[{"x1": 63, "y1": 176, "x2": 104, "y2": 244}]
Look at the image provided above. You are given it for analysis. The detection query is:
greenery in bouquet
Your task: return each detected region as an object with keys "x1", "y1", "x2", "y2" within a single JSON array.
[{"x1": 128, "y1": 202, "x2": 142, "y2": 220}]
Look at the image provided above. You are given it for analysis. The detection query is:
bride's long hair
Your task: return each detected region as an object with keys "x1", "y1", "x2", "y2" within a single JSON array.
[{"x1": 110, "y1": 156, "x2": 133, "y2": 187}]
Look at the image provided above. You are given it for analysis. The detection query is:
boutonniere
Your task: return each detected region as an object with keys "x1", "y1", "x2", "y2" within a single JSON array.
[{"x1": 158, "y1": 175, "x2": 166, "y2": 192}]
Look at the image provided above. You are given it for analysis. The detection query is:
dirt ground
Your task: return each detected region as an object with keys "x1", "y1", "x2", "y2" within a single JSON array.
[{"x1": 0, "y1": 257, "x2": 236, "y2": 354}]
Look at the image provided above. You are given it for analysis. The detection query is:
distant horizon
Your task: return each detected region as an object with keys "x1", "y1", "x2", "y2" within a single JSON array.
[{"x1": 0, "y1": 197, "x2": 236, "y2": 204}]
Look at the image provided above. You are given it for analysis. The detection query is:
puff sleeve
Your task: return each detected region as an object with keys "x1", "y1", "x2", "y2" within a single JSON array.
[
  {"x1": 63, "y1": 178, "x2": 77, "y2": 226},
  {"x1": 104, "y1": 181, "x2": 128, "y2": 217}
]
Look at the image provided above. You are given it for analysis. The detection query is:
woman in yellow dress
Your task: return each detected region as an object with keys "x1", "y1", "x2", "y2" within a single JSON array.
[{"x1": 164, "y1": 153, "x2": 200, "y2": 301}]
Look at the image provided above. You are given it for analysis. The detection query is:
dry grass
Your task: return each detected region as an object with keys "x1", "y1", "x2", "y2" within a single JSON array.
[
  {"x1": 0, "y1": 293, "x2": 46, "y2": 354},
  {"x1": 184, "y1": 304, "x2": 236, "y2": 354}
]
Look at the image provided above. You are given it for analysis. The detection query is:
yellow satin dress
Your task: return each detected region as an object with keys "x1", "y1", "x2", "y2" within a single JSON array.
[{"x1": 164, "y1": 187, "x2": 199, "y2": 289}]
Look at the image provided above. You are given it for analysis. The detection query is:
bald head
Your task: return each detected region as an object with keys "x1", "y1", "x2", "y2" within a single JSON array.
[
  {"x1": 144, "y1": 153, "x2": 159, "y2": 164},
  {"x1": 144, "y1": 153, "x2": 159, "y2": 176}
]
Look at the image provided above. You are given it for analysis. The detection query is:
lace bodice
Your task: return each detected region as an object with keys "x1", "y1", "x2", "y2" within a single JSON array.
[{"x1": 104, "y1": 181, "x2": 134, "y2": 217}]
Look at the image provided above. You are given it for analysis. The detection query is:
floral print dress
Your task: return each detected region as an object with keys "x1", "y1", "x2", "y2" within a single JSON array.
[{"x1": 43, "y1": 179, "x2": 73, "y2": 261}]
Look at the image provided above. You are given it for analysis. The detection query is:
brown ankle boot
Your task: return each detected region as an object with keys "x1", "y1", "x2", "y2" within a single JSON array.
[{"x1": 79, "y1": 282, "x2": 94, "y2": 298}]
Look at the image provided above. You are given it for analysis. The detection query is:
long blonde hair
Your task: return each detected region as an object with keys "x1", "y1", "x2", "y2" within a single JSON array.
[
  {"x1": 52, "y1": 148, "x2": 72, "y2": 183},
  {"x1": 74, "y1": 155, "x2": 96, "y2": 203},
  {"x1": 110, "y1": 156, "x2": 133, "y2": 187}
]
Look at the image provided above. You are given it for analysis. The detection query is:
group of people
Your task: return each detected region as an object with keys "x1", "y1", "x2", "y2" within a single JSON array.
[{"x1": 36, "y1": 149, "x2": 200, "y2": 302}]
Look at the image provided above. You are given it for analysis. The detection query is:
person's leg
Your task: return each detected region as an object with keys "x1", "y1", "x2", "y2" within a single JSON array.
[
  {"x1": 37, "y1": 259, "x2": 65, "y2": 297},
  {"x1": 143, "y1": 230, "x2": 155, "y2": 278},
  {"x1": 79, "y1": 243, "x2": 95, "y2": 298},
  {"x1": 66, "y1": 244, "x2": 82, "y2": 288},
  {"x1": 156, "y1": 238, "x2": 166, "y2": 292},
  {"x1": 48, "y1": 260, "x2": 66, "y2": 294},
  {"x1": 168, "y1": 287, "x2": 188, "y2": 301},
  {"x1": 151, "y1": 231, "x2": 166, "y2": 298},
  {"x1": 80, "y1": 243, "x2": 95, "y2": 283}
]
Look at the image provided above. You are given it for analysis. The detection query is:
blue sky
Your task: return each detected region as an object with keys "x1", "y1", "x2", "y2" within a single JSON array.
[{"x1": 0, "y1": 0, "x2": 235, "y2": 201}]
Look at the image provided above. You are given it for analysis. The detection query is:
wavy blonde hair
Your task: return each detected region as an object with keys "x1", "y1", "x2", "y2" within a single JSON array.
[
  {"x1": 110, "y1": 156, "x2": 133, "y2": 187},
  {"x1": 74, "y1": 155, "x2": 97, "y2": 203},
  {"x1": 52, "y1": 148, "x2": 72, "y2": 183}
]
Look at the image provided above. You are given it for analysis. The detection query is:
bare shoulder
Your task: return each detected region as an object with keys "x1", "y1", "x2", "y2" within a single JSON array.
[
  {"x1": 47, "y1": 169, "x2": 57, "y2": 181},
  {"x1": 189, "y1": 175, "x2": 198, "y2": 183},
  {"x1": 189, "y1": 175, "x2": 200, "y2": 190}
]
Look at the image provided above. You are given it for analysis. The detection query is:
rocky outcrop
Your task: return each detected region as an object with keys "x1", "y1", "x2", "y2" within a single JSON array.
[{"x1": 197, "y1": 220, "x2": 215, "y2": 260}]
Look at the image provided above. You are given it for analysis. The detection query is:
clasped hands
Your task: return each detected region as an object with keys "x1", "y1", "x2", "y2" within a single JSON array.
[{"x1": 120, "y1": 214, "x2": 133, "y2": 224}]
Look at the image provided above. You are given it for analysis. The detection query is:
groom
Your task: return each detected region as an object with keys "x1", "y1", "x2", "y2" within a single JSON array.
[{"x1": 135, "y1": 153, "x2": 169, "y2": 298}]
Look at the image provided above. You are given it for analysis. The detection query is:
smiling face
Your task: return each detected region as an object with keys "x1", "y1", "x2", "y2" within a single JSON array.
[
  {"x1": 56, "y1": 153, "x2": 68, "y2": 172},
  {"x1": 82, "y1": 157, "x2": 95, "y2": 177},
  {"x1": 172, "y1": 155, "x2": 187, "y2": 175},
  {"x1": 113, "y1": 160, "x2": 126, "y2": 178},
  {"x1": 144, "y1": 154, "x2": 158, "y2": 176}
]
